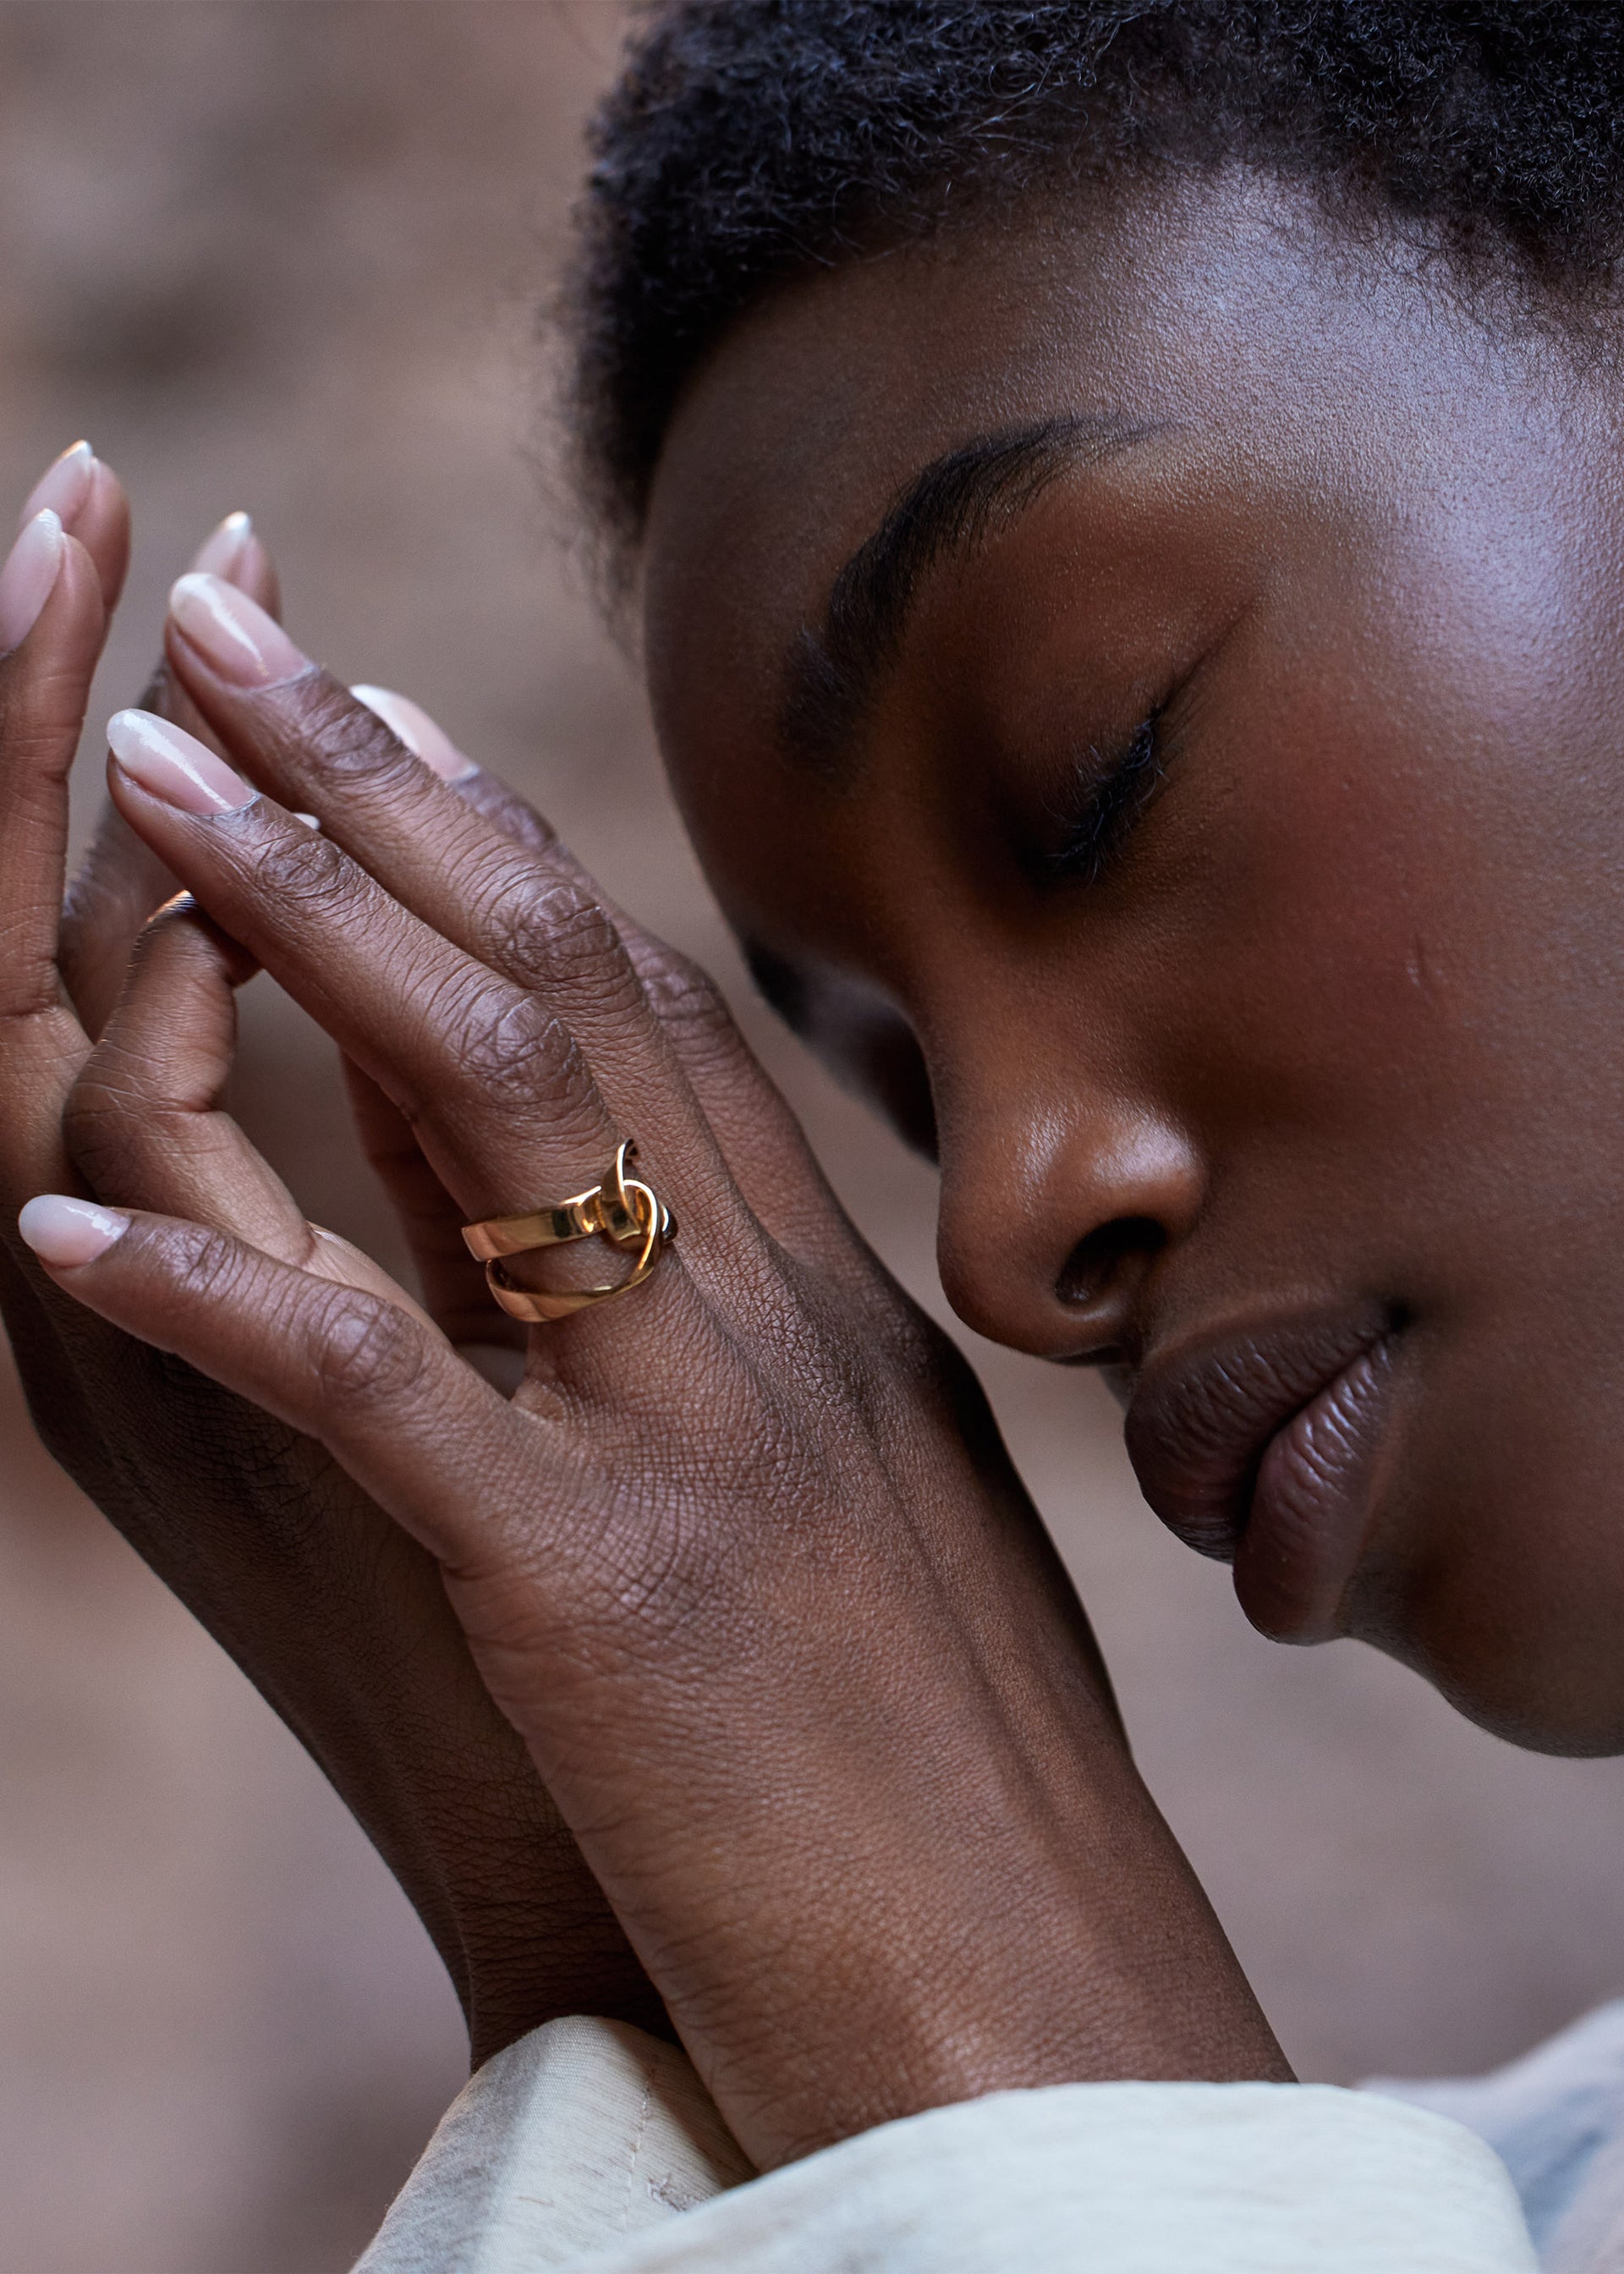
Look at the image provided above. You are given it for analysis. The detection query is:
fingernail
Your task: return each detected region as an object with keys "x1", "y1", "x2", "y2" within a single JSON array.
[
  {"x1": 107, "y1": 708, "x2": 255, "y2": 816},
  {"x1": 19, "y1": 440, "x2": 94, "y2": 530},
  {"x1": 0, "y1": 509, "x2": 64, "y2": 652},
  {"x1": 168, "y1": 570, "x2": 308, "y2": 688},
  {"x1": 189, "y1": 509, "x2": 253, "y2": 580},
  {"x1": 350, "y1": 684, "x2": 478, "y2": 782},
  {"x1": 18, "y1": 1195, "x2": 129, "y2": 1266}
]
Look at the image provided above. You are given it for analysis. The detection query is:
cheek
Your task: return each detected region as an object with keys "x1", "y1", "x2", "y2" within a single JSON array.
[
  {"x1": 1106, "y1": 623, "x2": 1621, "y2": 1245},
  {"x1": 1111, "y1": 648, "x2": 1624, "y2": 1731}
]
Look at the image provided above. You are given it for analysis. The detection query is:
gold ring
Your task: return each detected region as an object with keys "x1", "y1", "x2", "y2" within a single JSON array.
[{"x1": 461, "y1": 1140, "x2": 676, "y2": 1323}]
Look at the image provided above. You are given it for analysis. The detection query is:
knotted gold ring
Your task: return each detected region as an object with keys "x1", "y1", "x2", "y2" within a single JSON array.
[{"x1": 461, "y1": 1140, "x2": 676, "y2": 1324}]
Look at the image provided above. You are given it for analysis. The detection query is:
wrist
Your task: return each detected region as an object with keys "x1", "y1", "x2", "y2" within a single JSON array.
[
  {"x1": 662, "y1": 1778, "x2": 1288, "y2": 2168},
  {"x1": 457, "y1": 1888, "x2": 673, "y2": 2068}
]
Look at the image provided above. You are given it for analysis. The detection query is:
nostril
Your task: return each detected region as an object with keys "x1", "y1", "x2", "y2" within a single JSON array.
[{"x1": 1056, "y1": 1215, "x2": 1164, "y2": 1310}]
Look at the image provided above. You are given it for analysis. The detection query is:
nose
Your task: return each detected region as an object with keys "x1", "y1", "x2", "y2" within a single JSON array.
[{"x1": 935, "y1": 1097, "x2": 1203, "y2": 1362}]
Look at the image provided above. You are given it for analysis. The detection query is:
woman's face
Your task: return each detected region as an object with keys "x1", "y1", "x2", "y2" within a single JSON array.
[{"x1": 639, "y1": 169, "x2": 1624, "y2": 1751}]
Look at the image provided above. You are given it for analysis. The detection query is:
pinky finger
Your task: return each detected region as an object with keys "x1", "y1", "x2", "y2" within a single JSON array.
[{"x1": 14, "y1": 1196, "x2": 530, "y2": 1572}]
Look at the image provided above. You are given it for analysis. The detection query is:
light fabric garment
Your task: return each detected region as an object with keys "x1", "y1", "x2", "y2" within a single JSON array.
[
  {"x1": 355, "y1": 2006, "x2": 1624, "y2": 2273},
  {"x1": 1373, "y1": 2000, "x2": 1624, "y2": 2271},
  {"x1": 353, "y1": 2019, "x2": 752, "y2": 2272}
]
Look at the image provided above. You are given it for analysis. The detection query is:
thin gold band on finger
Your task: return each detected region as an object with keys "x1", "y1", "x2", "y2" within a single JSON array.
[{"x1": 461, "y1": 1140, "x2": 676, "y2": 1324}]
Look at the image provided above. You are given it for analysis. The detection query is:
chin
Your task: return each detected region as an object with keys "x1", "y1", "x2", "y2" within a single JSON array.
[
  {"x1": 1332, "y1": 1348, "x2": 1624, "y2": 1754},
  {"x1": 1429, "y1": 1667, "x2": 1624, "y2": 1760},
  {"x1": 1350, "y1": 1538, "x2": 1624, "y2": 1758}
]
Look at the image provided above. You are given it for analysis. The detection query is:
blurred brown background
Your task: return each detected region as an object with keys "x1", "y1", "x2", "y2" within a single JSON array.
[{"x1": 3, "y1": 5, "x2": 1624, "y2": 2268}]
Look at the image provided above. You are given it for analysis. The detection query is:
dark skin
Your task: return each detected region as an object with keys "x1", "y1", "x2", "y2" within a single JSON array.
[
  {"x1": 8, "y1": 166, "x2": 1618, "y2": 2164},
  {"x1": 0, "y1": 470, "x2": 663, "y2": 2063},
  {"x1": 13, "y1": 579, "x2": 1282, "y2": 2168},
  {"x1": 645, "y1": 169, "x2": 1624, "y2": 1748}
]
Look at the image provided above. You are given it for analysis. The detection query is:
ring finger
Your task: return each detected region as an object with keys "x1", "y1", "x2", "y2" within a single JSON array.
[
  {"x1": 164, "y1": 584, "x2": 853, "y2": 1272},
  {"x1": 99, "y1": 711, "x2": 753, "y2": 1366}
]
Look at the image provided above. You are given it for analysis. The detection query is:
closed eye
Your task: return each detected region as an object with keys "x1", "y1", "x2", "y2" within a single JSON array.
[{"x1": 1040, "y1": 708, "x2": 1165, "y2": 887}]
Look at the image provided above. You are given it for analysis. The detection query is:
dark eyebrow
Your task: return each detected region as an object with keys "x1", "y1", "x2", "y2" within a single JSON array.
[{"x1": 777, "y1": 414, "x2": 1164, "y2": 775}]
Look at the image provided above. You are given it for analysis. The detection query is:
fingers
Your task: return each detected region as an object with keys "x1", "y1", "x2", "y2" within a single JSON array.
[
  {"x1": 203, "y1": 640, "x2": 855, "y2": 1264},
  {"x1": 160, "y1": 598, "x2": 860, "y2": 1277},
  {"x1": 342, "y1": 699, "x2": 631, "y2": 1337},
  {"x1": 348, "y1": 690, "x2": 804, "y2": 1294},
  {"x1": 171, "y1": 580, "x2": 513, "y2": 930},
  {"x1": 63, "y1": 895, "x2": 442, "y2": 1320},
  {"x1": 98, "y1": 716, "x2": 787, "y2": 1389},
  {"x1": 17, "y1": 442, "x2": 130, "y2": 615},
  {"x1": 351, "y1": 681, "x2": 759, "y2": 1119},
  {"x1": 348, "y1": 689, "x2": 843, "y2": 1244},
  {"x1": 0, "y1": 529, "x2": 107, "y2": 1000},
  {"x1": 163, "y1": 598, "x2": 809, "y2": 1167},
  {"x1": 16, "y1": 1195, "x2": 529, "y2": 1577},
  {"x1": 351, "y1": 683, "x2": 476, "y2": 788},
  {"x1": 58, "y1": 802, "x2": 189, "y2": 1041},
  {"x1": 345, "y1": 691, "x2": 828, "y2": 1243},
  {"x1": 343, "y1": 1057, "x2": 526, "y2": 1355},
  {"x1": 102, "y1": 709, "x2": 628, "y2": 1223},
  {"x1": 66, "y1": 897, "x2": 305, "y2": 1248},
  {"x1": 61, "y1": 510, "x2": 282, "y2": 1038},
  {"x1": 191, "y1": 509, "x2": 282, "y2": 618},
  {"x1": 163, "y1": 589, "x2": 678, "y2": 1078},
  {"x1": 0, "y1": 528, "x2": 113, "y2": 1198},
  {"x1": 155, "y1": 579, "x2": 865, "y2": 1296}
]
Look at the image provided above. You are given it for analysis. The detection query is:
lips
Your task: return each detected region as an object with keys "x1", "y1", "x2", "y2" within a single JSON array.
[{"x1": 1124, "y1": 1308, "x2": 1397, "y2": 1642}]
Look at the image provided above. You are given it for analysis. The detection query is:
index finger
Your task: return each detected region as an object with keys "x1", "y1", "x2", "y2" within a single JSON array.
[
  {"x1": 161, "y1": 577, "x2": 669, "y2": 1063},
  {"x1": 100, "y1": 707, "x2": 628, "y2": 1222},
  {"x1": 164, "y1": 584, "x2": 859, "y2": 1266}
]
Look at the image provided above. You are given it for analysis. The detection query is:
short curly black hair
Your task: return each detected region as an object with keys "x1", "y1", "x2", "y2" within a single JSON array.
[{"x1": 567, "y1": 2, "x2": 1624, "y2": 571}]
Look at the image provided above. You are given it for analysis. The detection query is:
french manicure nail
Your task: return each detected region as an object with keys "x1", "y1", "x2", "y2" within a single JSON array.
[
  {"x1": 107, "y1": 708, "x2": 255, "y2": 816},
  {"x1": 0, "y1": 509, "x2": 64, "y2": 653},
  {"x1": 19, "y1": 440, "x2": 94, "y2": 530},
  {"x1": 351, "y1": 683, "x2": 478, "y2": 781},
  {"x1": 189, "y1": 509, "x2": 254, "y2": 580},
  {"x1": 18, "y1": 1195, "x2": 129, "y2": 1266},
  {"x1": 168, "y1": 570, "x2": 308, "y2": 688}
]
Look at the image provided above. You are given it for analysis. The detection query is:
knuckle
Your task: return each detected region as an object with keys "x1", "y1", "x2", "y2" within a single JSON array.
[
  {"x1": 244, "y1": 821, "x2": 356, "y2": 916},
  {"x1": 286, "y1": 678, "x2": 416, "y2": 788},
  {"x1": 637, "y1": 946, "x2": 730, "y2": 1042},
  {"x1": 67, "y1": 1103, "x2": 201, "y2": 1197},
  {"x1": 165, "y1": 1219, "x2": 252, "y2": 1310},
  {"x1": 442, "y1": 977, "x2": 597, "y2": 1124},
  {"x1": 62, "y1": 1073, "x2": 145, "y2": 1184},
  {"x1": 0, "y1": 905, "x2": 64, "y2": 1024},
  {"x1": 459, "y1": 774, "x2": 557, "y2": 855},
  {"x1": 308, "y1": 1285, "x2": 430, "y2": 1411},
  {"x1": 0, "y1": 673, "x2": 86, "y2": 766},
  {"x1": 483, "y1": 867, "x2": 639, "y2": 1013},
  {"x1": 63, "y1": 1025, "x2": 216, "y2": 1189}
]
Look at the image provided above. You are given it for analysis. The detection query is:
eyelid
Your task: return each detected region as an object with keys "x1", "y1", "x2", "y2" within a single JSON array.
[
  {"x1": 1023, "y1": 589, "x2": 1253, "y2": 892},
  {"x1": 1039, "y1": 703, "x2": 1168, "y2": 887}
]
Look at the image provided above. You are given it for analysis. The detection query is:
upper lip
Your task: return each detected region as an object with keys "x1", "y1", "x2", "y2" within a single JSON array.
[{"x1": 1123, "y1": 1305, "x2": 1391, "y2": 1562}]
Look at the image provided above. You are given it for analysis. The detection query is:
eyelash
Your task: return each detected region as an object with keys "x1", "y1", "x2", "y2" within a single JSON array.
[{"x1": 1041, "y1": 706, "x2": 1166, "y2": 887}]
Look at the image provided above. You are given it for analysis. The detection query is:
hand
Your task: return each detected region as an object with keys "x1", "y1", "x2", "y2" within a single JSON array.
[
  {"x1": 19, "y1": 573, "x2": 1289, "y2": 2171},
  {"x1": 0, "y1": 454, "x2": 661, "y2": 2060}
]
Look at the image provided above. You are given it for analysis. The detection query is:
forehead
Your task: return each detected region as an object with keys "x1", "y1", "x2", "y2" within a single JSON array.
[
  {"x1": 640, "y1": 169, "x2": 1510, "y2": 730},
  {"x1": 636, "y1": 170, "x2": 1613, "y2": 991}
]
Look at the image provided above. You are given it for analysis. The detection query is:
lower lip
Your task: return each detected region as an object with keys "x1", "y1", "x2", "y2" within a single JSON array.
[{"x1": 1232, "y1": 1342, "x2": 1396, "y2": 1643}]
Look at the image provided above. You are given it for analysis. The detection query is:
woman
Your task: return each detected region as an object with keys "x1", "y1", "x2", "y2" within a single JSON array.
[{"x1": 2, "y1": 3, "x2": 1619, "y2": 2265}]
